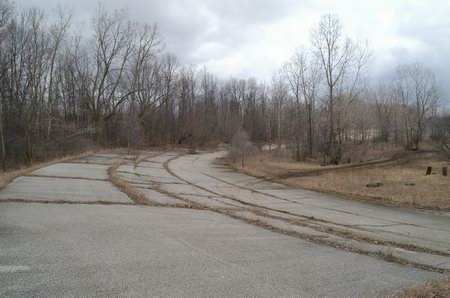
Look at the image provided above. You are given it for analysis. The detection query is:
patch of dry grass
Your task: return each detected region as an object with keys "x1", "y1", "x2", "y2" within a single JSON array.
[
  {"x1": 393, "y1": 274, "x2": 450, "y2": 298},
  {"x1": 107, "y1": 160, "x2": 157, "y2": 206},
  {"x1": 231, "y1": 150, "x2": 450, "y2": 210},
  {"x1": 285, "y1": 158, "x2": 450, "y2": 210},
  {"x1": 247, "y1": 152, "x2": 323, "y2": 176}
]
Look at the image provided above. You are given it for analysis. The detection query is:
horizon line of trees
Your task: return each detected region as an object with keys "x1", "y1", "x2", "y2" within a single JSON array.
[{"x1": 0, "y1": 0, "x2": 447, "y2": 169}]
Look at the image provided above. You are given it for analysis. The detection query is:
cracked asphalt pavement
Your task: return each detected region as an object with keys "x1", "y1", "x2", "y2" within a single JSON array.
[{"x1": 1, "y1": 150, "x2": 448, "y2": 297}]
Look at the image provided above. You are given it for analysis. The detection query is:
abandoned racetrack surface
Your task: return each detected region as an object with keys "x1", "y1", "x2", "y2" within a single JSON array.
[{"x1": 1, "y1": 150, "x2": 449, "y2": 297}]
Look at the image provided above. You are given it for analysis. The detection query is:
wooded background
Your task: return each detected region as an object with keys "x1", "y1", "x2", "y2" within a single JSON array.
[{"x1": 0, "y1": 1, "x2": 446, "y2": 169}]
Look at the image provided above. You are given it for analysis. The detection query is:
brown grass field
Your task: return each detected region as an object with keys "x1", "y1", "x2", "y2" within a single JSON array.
[{"x1": 230, "y1": 148, "x2": 450, "y2": 210}]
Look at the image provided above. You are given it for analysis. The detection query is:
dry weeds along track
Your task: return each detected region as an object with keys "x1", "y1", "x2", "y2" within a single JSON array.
[
  {"x1": 201, "y1": 170, "x2": 450, "y2": 256},
  {"x1": 150, "y1": 153, "x2": 449, "y2": 274},
  {"x1": 177, "y1": 156, "x2": 449, "y2": 254},
  {"x1": 3, "y1": 151, "x2": 448, "y2": 275},
  {"x1": 108, "y1": 151, "x2": 239, "y2": 211}
]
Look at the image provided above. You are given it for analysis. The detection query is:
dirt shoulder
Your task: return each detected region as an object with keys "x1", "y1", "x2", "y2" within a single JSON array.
[{"x1": 228, "y1": 149, "x2": 450, "y2": 211}]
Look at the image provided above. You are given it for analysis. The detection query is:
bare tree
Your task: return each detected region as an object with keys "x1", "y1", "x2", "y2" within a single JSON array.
[
  {"x1": 45, "y1": 5, "x2": 72, "y2": 144},
  {"x1": 395, "y1": 63, "x2": 440, "y2": 150},
  {"x1": 310, "y1": 14, "x2": 371, "y2": 163},
  {"x1": 283, "y1": 47, "x2": 322, "y2": 158},
  {"x1": 159, "y1": 53, "x2": 179, "y2": 143},
  {"x1": 0, "y1": 0, "x2": 447, "y2": 171},
  {"x1": 372, "y1": 83, "x2": 396, "y2": 142},
  {"x1": 18, "y1": 8, "x2": 49, "y2": 164},
  {"x1": 127, "y1": 22, "x2": 161, "y2": 150},
  {"x1": 282, "y1": 49, "x2": 303, "y2": 160},
  {"x1": 178, "y1": 65, "x2": 197, "y2": 153},
  {"x1": 199, "y1": 67, "x2": 218, "y2": 143},
  {"x1": 76, "y1": 5, "x2": 135, "y2": 144},
  {"x1": 430, "y1": 114, "x2": 450, "y2": 158},
  {"x1": 0, "y1": 0, "x2": 12, "y2": 170},
  {"x1": 270, "y1": 73, "x2": 288, "y2": 149}
]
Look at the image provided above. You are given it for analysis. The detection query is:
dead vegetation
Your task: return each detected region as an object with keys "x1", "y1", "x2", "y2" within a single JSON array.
[
  {"x1": 229, "y1": 148, "x2": 450, "y2": 210},
  {"x1": 393, "y1": 274, "x2": 450, "y2": 298},
  {"x1": 107, "y1": 160, "x2": 158, "y2": 206},
  {"x1": 225, "y1": 212, "x2": 448, "y2": 274},
  {"x1": 257, "y1": 210, "x2": 450, "y2": 257},
  {"x1": 108, "y1": 155, "x2": 211, "y2": 210}
]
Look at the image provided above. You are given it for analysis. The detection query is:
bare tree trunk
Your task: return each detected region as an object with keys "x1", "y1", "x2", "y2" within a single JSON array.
[
  {"x1": 0, "y1": 109, "x2": 5, "y2": 171},
  {"x1": 307, "y1": 103, "x2": 313, "y2": 157},
  {"x1": 329, "y1": 86, "x2": 337, "y2": 164}
]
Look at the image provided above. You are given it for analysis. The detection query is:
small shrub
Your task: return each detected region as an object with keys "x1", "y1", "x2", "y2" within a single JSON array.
[{"x1": 229, "y1": 130, "x2": 251, "y2": 168}]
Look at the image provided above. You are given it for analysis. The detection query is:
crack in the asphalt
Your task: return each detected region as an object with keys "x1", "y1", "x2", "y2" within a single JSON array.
[
  {"x1": 203, "y1": 171, "x2": 370, "y2": 216},
  {"x1": 132, "y1": 165, "x2": 164, "y2": 170},
  {"x1": 202, "y1": 169, "x2": 449, "y2": 234},
  {"x1": 0, "y1": 198, "x2": 135, "y2": 205},
  {"x1": 199, "y1": 171, "x2": 405, "y2": 234},
  {"x1": 351, "y1": 223, "x2": 406, "y2": 228},
  {"x1": 224, "y1": 210, "x2": 449, "y2": 274},
  {"x1": 176, "y1": 192, "x2": 227, "y2": 199},
  {"x1": 26, "y1": 151, "x2": 445, "y2": 274},
  {"x1": 117, "y1": 171, "x2": 170, "y2": 180},
  {"x1": 24, "y1": 174, "x2": 108, "y2": 182},
  {"x1": 116, "y1": 151, "x2": 242, "y2": 210},
  {"x1": 140, "y1": 160, "x2": 163, "y2": 164},
  {"x1": 162, "y1": 154, "x2": 450, "y2": 260},
  {"x1": 163, "y1": 157, "x2": 258, "y2": 208}
]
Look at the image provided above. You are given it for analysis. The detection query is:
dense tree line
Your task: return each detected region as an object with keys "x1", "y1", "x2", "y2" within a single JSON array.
[{"x1": 0, "y1": 1, "x2": 445, "y2": 169}]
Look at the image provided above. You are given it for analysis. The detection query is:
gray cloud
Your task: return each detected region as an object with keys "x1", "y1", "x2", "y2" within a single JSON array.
[{"x1": 18, "y1": 0, "x2": 450, "y2": 98}]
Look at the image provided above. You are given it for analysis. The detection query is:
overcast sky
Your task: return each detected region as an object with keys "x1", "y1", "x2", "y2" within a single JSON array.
[{"x1": 19, "y1": 0, "x2": 450, "y2": 97}]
